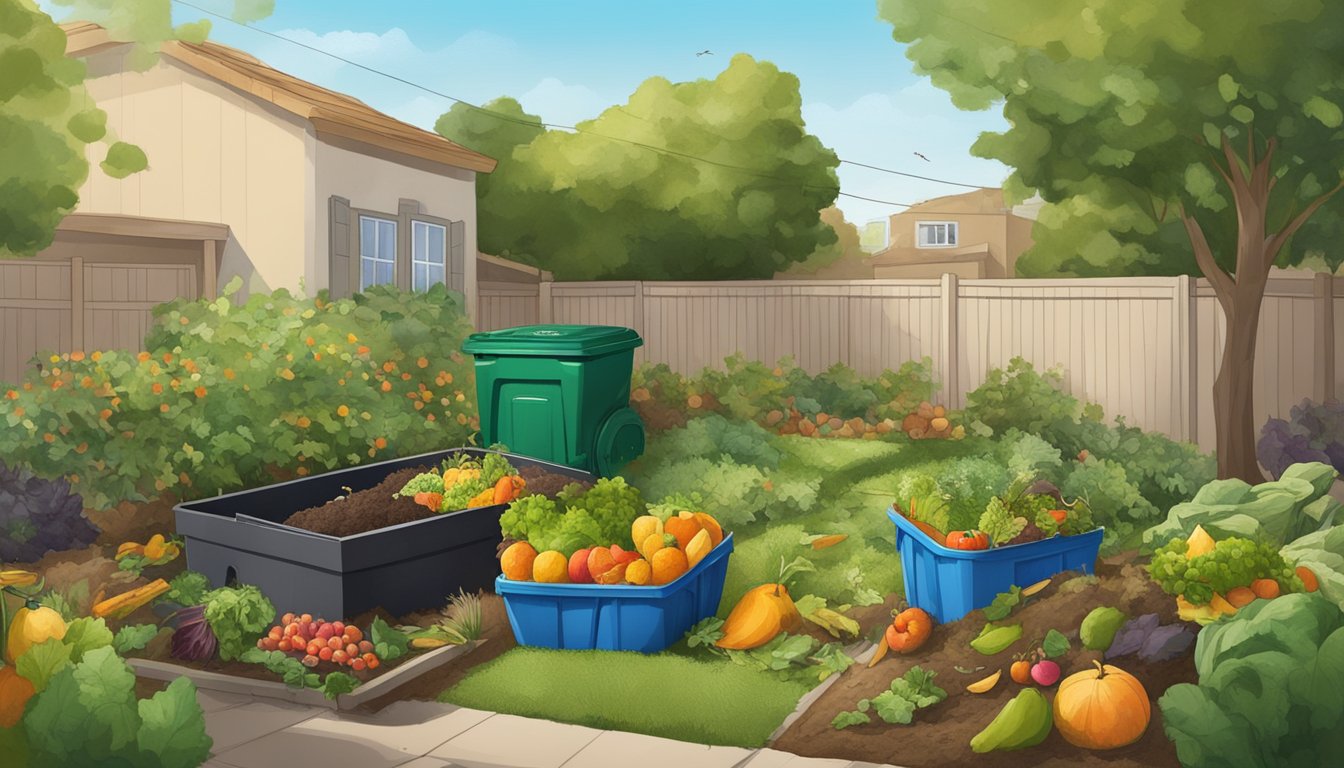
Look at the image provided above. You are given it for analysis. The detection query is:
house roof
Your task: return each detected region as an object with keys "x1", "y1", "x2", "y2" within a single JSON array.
[
  {"x1": 57, "y1": 212, "x2": 230, "y2": 241},
  {"x1": 866, "y1": 242, "x2": 991, "y2": 267},
  {"x1": 893, "y1": 188, "x2": 1012, "y2": 218},
  {"x1": 61, "y1": 22, "x2": 497, "y2": 174}
]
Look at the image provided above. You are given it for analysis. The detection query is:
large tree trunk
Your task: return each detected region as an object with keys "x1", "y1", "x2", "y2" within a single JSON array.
[
  {"x1": 1212, "y1": 282, "x2": 1269, "y2": 482},
  {"x1": 1181, "y1": 136, "x2": 1341, "y2": 483}
]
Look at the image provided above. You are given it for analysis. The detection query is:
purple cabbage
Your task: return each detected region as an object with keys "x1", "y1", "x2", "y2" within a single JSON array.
[
  {"x1": 1258, "y1": 399, "x2": 1344, "y2": 479},
  {"x1": 171, "y1": 604, "x2": 218, "y2": 661},
  {"x1": 1105, "y1": 612, "x2": 1195, "y2": 662},
  {"x1": 0, "y1": 460, "x2": 99, "y2": 563}
]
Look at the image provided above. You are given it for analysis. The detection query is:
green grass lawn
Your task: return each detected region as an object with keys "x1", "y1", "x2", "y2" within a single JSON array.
[{"x1": 439, "y1": 647, "x2": 813, "y2": 747}]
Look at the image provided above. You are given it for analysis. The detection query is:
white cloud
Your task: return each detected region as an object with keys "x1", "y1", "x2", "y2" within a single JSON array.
[
  {"x1": 518, "y1": 77, "x2": 609, "y2": 126},
  {"x1": 803, "y1": 80, "x2": 1013, "y2": 225}
]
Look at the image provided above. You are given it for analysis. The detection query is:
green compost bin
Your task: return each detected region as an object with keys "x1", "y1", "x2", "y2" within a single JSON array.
[{"x1": 462, "y1": 324, "x2": 646, "y2": 476}]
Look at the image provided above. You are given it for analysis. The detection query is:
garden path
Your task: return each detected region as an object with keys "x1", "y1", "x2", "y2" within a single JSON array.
[{"x1": 196, "y1": 689, "x2": 902, "y2": 768}]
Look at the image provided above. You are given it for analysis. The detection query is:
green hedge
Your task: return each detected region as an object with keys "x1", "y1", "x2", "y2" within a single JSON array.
[{"x1": 0, "y1": 280, "x2": 478, "y2": 509}]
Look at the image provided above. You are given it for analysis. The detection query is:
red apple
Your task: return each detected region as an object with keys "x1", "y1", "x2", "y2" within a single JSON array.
[{"x1": 568, "y1": 548, "x2": 594, "y2": 583}]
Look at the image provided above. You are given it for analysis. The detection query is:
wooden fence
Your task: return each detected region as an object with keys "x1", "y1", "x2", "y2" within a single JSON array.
[{"x1": 479, "y1": 273, "x2": 1342, "y2": 452}]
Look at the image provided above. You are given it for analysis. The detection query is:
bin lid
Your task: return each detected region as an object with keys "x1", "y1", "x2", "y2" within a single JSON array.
[{"x1": 462, "y1": 325, "x2": 643, "y2": 357}]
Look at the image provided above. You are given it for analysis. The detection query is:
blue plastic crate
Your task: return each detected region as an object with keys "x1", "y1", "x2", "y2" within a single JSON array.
[
  {"x1": 495, "y1": 534, "x2": 734, "y2": 653},
  {"x1": 889, "y1": 508, "x2": 1103, "y2": 623}
]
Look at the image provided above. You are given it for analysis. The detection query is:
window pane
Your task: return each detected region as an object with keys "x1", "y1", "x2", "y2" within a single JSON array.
[
  {"x1": 427, "y1": 224, "x2": 445, "y2": 265},
  {"x1": 360, "y1": 257, "x2": 376, "y2": 290},
  {"x1": 429, "y1": 264, "x2": 445, "y2": 287},
  {"x1": 413, "y1": 264, "x2": 427, "y2": 292},
  {"x1": 360, "y1": 218, "x2": 375, "y2": 257},
  {"x1": 413, "y1": 221, "x2": 447, "y2": 267},
  {"x1": 378, "y1": 221, "x2": 395, "y2": 258},
  {"x1": 376, "y1": 261, "x2": 394, "y2": 286},
  {"x1": 948, "y1": 224, "x2": 958, "y2": 245}
]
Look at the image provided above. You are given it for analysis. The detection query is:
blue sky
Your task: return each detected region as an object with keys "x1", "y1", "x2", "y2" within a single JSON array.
[{"x1": 69, "y1": 0, "x2": 1015, "y2": 229}]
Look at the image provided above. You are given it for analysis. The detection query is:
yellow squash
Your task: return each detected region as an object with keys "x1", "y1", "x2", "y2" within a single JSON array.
[
  {"x1": 6, "y1": 603, "x2": 67, "y2": 663},
  {"x1": 715, "y1": 583, "x2": 802, "y2": 650}
]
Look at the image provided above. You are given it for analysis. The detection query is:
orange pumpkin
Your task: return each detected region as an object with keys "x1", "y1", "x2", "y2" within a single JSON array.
[
  {"x1": 885, "y1": 607, "x2": 933, "y2": 653},
  {"x1": 945, "y1": 530, "x2": 990, "y2": 551},
  {"x1": 1053, "y1": 661, "x2": 1150, "y2": 750},
  {"x1": 0, "y1": 664, "x2": 36, "y2": 728}
]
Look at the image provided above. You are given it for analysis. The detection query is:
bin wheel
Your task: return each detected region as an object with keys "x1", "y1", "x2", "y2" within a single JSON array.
[{"x1": 595, "y1": 407, "x2": 645, "y2": 477}]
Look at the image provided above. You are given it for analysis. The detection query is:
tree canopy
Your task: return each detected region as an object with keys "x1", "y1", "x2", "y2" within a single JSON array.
[
  {"x1": 880, "y1": 0, "x2": 1344, "y2": 481},
  {"x1": 436, "y1": 54, "x2": 841, "y2": 280},
  {"x1": 879, "y1": 0, "x2": 1344, "y2": 278},
  {"x1": 1, "y1": 0, "x2": 271, "y2": 258}
]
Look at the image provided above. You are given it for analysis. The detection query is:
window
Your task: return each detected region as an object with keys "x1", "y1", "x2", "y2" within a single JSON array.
[
  {"x1": 917, "y1": 221, "x2": 958, "y2": 248},
  {"x1": 359, "y1": 215, "x2": 397, "y2": 290},
  {"x1": 412, "y1": 221, "x2": 447, "y2": 293}
]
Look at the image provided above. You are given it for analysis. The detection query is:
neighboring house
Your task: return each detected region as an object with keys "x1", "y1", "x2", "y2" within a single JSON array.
[
  {"x1": 1, "y1": 22, "x2": 496, "y2": 382},
  {"x1": 866, "y1": 188, "x2": 1035, "y2": 279}
]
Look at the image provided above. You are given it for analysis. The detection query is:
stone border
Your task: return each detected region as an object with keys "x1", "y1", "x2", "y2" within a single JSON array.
[{"x1": 129, "y1": 640, "x2": 481, "y2": 711}]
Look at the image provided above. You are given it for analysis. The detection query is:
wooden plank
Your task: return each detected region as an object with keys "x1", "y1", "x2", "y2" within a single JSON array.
[
  {"x1": 202, "y1": 240, "x2": 218, "y2": 299},
  {"x1": 939, "y1": 273, "x2": 958, "y2": 408},
  {"x1": 1317, "y1": 273, "x2": 1335, "y2": 402},
  {"x1": 71, "y1": 257, "x2": 84, "y2": 351}
]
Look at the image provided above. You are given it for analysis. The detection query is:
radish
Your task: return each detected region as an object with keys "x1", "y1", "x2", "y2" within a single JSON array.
[{"x1": 1030, "y1": 659, "x2": 1061, "y2": 686}]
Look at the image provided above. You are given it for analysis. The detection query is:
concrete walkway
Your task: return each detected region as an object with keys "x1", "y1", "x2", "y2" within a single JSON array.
[{"x1": 197, "y1": 689, "x2": 897, "y2": 768}]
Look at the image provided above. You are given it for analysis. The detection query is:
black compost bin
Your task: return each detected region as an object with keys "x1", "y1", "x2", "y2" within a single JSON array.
[{"x1": 173, "y1": 448, "x2": 592, "y2": 622}]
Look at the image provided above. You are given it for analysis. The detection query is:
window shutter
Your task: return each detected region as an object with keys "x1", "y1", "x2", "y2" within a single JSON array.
[
  {"x1": 329, "y1": 196, "x2": 352, "y2": 299},
  {"x1": 449, "y1": 220, "x2": 466, "y2": 293}
]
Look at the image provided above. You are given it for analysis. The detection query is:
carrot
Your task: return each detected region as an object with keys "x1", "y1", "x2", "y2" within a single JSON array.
[
  {"x1": 1297, "y1": 565, "x2": 1320, "y2": 593},
  {"x1": 811, "y1": 534, "x2": 848, "y2": 550},
  {"x1": 1250, "y1": 578, "x2": 1281, "y2": 600},
  {"x1": 867, "y1": 636, "x2": 890, "y2": 668}
]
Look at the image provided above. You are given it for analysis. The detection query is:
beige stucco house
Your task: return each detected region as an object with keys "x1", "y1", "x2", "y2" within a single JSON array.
[
  {"x1": 0, "y1": 23, "x2": 496, "y2": 382},
  {"x1": 866, "y1": 188, "x2": 1036, "y2": 279}
]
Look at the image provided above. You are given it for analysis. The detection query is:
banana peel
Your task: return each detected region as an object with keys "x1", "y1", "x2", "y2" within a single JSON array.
[
  {"x1": 115, "y1": 535, "x2": 181, "y2": 569},
  {"x1": 966, "y1": 669, "x2": 1002, "y2": 694},
  {"x1": 1021, "y1": 578, "x2": 1051, "y2": 597},
  {"x1": 804, "y1": 607, "x2": 860, "y2": 639}
]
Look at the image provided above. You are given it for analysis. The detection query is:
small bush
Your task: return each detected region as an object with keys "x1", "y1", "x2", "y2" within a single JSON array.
[
  {"x1": 0, "y1": 281, "x2": 477, "y2": 509},
  {"x1": 1258, "y1": 398, "x2": 1344, "y2": 479}
]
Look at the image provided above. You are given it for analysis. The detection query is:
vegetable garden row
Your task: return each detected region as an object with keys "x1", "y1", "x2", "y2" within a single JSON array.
[{"x1": 3, "y1": 286, "x2": 1343, "y2": 767}]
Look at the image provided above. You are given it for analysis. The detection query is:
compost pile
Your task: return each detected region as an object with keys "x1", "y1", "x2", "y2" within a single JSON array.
[
  {"x1": 283, "y1": 464, "x2": 589, "y2": 537},
  {"x1": 773, "y1": 556, "x2": 1196, "y2": 768}
]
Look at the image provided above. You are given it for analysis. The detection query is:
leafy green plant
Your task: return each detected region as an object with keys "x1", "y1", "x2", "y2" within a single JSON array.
[
  {"x1": 113, "y1": 624, "x2": 161, "y2": 654},
  {"x1": 0, "y1": 282, "x2": 477, "y2": 510},
  {"x1": 831, "y1": 666, "x2": 948, "y2": 729},
  {"x1": 18, "y1": 646, "x2": 212, "y2": 768},
  {"x1": 1148, "y1": 536, "x2": 1301, "y2": 604},
  {"x1": 161, "y1": 571, "x2": 210, "y2": 607},
  {"x1": 498, "y1": 477, "x2": 646, "y2": 556},
  {"x1": 369, "y1": 616, "x2": 410, "y2": 662},
  {"x1": 202, "y1": 585, "x2": 274, "y2": 662},
  {"x1": 1159, "y1": 594, "x2": 1344, "y2": 768}
]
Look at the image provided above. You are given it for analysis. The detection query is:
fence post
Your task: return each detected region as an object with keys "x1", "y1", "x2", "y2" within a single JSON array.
[
  {"x1": 1315, "y1": 272, "x2": 1335, "y2": 402},
  {"x1": 939, "y1": 273, "x2": 959, "y2": 408},
  {"x1": 1174, "y1": 275, "x2": 1194, "y2": 443},
  {"x1": 538, "y1": 280, "x2": 553, "y2": 324},
  {"x1": 70, "y1": 256, "x2": 84, "y2": 352}
]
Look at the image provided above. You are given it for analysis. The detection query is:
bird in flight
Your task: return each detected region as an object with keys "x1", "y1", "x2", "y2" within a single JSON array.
[
  {"x1": 696, "y1": 50, "x2": 713, "y2": 56},
  {"x1": 913, "y1": 152, "x2": 930, "y2": 162}
]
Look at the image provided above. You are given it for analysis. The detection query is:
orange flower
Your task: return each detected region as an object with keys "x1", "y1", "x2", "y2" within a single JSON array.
[
  {"x1": 91, "y1": 351, "x2": 101, "y2": 361},
  {"x1": 357, "y1": 345, "x2": 370, "y2": 355},
  {"x1": 137, "y1": 352, "x2": 151, "y2": 362},
  {"x1": 374, "y1": 437, "x2": 388, "y2": 449},
  {"x1": 337, "y1": 405, "x2": 349, "y2": 417},
  {"x1": 160, "y1": 403, "x2": 170, "y2": 413},
  {"x1": 338, "y1": 379, "x2": 346, "y2": 386},
  {"x1": 313, "y1": 353, "x2": 322, "y2": 361},
  {"x1": 279, "y1": 368, "x2": 295, "y2": 381},
  {"x1": 13, "y1": 407, "x2": 24, "y2": 418},
  {"x1": 194, "y1": 386, "x2": 207, "y2": 398},
  {"x1": 456, "y1": 413, "x2": 468, "y2": 425},
  {"x1": 151, "y1": 382, "x2": 164, "y2": 395},
  {"x1": 42, "y1": 433, "x2": 54, "y2": 443},
  {"x1": 50, "y1": 379, "x2": 64, "y2": 390},
  {"x1": 382, "y1": 361, "x2": 396, "y2": 373},
  {"x1": 223, "y1": 368, "x2": 236, "y2": 380},
  {"x1": 296, "y1": 416, "x2": 311, "y2": 428},
  {"x1": 305, "y1": 336, "x2": 316, "y2": 346},
  {"x1": 179, "y1": 316, "x2": 190, "y2": 325},
  {"x1": 400, "y1": 373, "x2": 411, "y2": 381},
  {"x1": 22, "y1": 383, "x2": 31, "y2": 391},
  {"x1": 75, "y1": 442, "x2": 88, "y2": 454},
  {"x1": 70, "y1": 351, "x2": 85, "y2": 362},
  {"x1": 99, "y1": 409, "x2": 112, "y2": 420},
  {"x1": 4, "y1": 390, "x2": 18, "y2": 400},
  {"x1": 380, "y1": 381, "x2": 392, "y2": 392},
  {"x1": 80, "y1": 376, "x2": 94, "y2": 388},
  {"x1": 347, "y1": 333, "x2": 358, "y2": 343},
  {"x1": 285, "y1": 353, "x2": 294, "y2": 363},
  {"x1": 413, "y1": 401, "x2": 424, "y2": 411},
  {"x1": 416, "y1": 357, "x2": 428, "y2": 368},
  {"x1": 183, "y1": 360, "x2": 197, "y2": 373},
  {"x1": 163, "y1": 353, "x2": 174, "y2": 363},
  {"x1": 426, "y1": 413, "x2": 436, "y2": 422},
  {"x1": 110, "y1": 397, "x2": 121, "y2": 407},
  {"x1": 296, "y1": 467, "x2": 309, "y2": 476}
]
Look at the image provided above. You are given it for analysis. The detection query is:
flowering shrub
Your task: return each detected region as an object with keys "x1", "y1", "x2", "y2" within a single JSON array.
[
  {"x1": 1258, "y1": 398, "x2": 1344, "y2": 479},
  {"x1": 0, "y1": 280, "x2": 477, "y2": 509}
]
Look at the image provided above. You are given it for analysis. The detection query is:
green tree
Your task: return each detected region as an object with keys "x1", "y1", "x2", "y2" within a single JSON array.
[
  {"x1": 881, "y1": 0, "x2": 1344, "y2": 482},
  {"x1": 435, "y1": 54, "x2": 841, "y2": 280},
  {"x1": 435, "y1": 97, "x2": 545, "y2": 261},
  {"x1": 778, "y1": 206, "x2": 865, "y2": 276},
  {"x1": 1, "y1": 0, "x2": 271, "y2": 258}
]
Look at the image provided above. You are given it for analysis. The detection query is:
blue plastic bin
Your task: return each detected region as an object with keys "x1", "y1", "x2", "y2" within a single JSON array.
[
  {"x1": 495, "y1": 534, "x2": 734, "y2": 653},
  {"x1": 889, "y1": 508, "x2": 1103, "y2": 623}
]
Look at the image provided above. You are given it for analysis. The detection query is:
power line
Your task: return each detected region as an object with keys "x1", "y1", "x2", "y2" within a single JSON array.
[{"x1": 169, "y1": 0, "x2": 1002, "y2": 209}]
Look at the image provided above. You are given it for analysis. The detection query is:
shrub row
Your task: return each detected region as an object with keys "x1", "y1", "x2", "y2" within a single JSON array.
[{"x1": 0, "y1": 281, "x2": 478, "y2": 509}]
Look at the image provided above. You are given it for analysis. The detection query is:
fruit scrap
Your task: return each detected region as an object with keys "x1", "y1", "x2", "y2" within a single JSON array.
[
  {"x1": 804, "y1": 606, "x2": 860, "y2": 639},
  {"x1": 716, "y1": 583, "x2": 803, "y2": 650},
  {"x1": 867, "y1": 636, "x2": 890, "y2": 668},
  {"x1": 93, "y1": 578, "x2": 170, "y2": 619},
  {"x1": 886, "y1": 607, "x2": 934, "y2": 653},
  {"x1": 966, "y1": 669, "x2": 1002, "y2": 694},
  {"x1": 1020, "y1": 578, "x2": 1051, "y2": 597},
  {"x1": 970, "y1": 688, "x2": 1052, "y2": 752},
  {"x1": 0, "y1": 569, "x2": 38, "y2": 588},
  {"x1": 810, "y1": 534, "x2": 847, "y2": 550},
  {"x1": 413, "y1": 491, "x2": 443, "y2": 511}
]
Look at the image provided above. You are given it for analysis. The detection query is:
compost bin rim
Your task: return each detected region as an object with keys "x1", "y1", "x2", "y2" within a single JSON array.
[{"x1": 888, "y1": 507, "x2": 1105, "y2": 559}]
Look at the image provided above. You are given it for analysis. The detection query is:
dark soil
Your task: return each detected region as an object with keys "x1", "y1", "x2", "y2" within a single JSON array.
[
  {"x1": 772, "y1": 554, "x2": 1193, "y2": 768},
  {"x1": 281, "y1": 465, "x2": 589, "y2": 538}
]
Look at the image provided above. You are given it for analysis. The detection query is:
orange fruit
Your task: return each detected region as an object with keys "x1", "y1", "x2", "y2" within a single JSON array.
[
  {"x1": 651, "y1": 547, "x2": 689, "y2": 585},
  {"x1": 533, "y1": 550, "x2": 569, "y2": 583},
  {"x1": 625, "y1": 559, "x2": 652, "y2": 586},
  {"x1": 587, "y1": 547, "x2": 617, "y2": 580},
  {"x1": 1225, "y1": 586, "x2": 1256, "y2": 608},
  {"x1": 500, "y1": 542, "x2": 538, "y2": 581},
  {"x1": 693, "y1": 512, "x2": 724, "y2": 547},
  {"x1": 596, "y1": 562, "x2": 629, "y2": 585},
  {"x1": 665, "y1": 512, "x2": 704, "y2": 550},
  {"x1": 640, "y1": 532, "x2": 677, "y2": 560}
]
